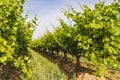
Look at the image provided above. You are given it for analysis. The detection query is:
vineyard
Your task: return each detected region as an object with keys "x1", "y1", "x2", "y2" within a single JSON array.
[
  {"x1": 0, "y1": 0, "x2": 120, "y2": 80},
  {"x1": 0, "y1": 0, "x2": 37, "y2": 79},
  {"x1": 31, "y1": 0, "x2": 120, "y2": 79}
]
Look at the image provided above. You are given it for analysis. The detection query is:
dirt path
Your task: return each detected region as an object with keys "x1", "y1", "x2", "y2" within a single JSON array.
[{"x1": 33, "y1": 49, "x2": 120, "y2": 80}]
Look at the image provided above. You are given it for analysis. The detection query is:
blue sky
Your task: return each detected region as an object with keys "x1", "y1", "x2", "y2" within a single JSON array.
[{"x1": 23, "y1": 0, "x2": 114, "y2": 39}]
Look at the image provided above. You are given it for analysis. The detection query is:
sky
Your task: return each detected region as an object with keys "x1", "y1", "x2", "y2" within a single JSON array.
[{"x1": 23, "y1": 0, "x2": 114, "y2": 39}]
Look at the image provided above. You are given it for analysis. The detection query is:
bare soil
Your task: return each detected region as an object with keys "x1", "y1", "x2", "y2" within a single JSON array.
[{"x1": 36, "y1": 50, "x2": 120, "y2": 80}]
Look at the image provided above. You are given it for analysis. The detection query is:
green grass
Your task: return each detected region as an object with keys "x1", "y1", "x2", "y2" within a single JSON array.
[{"x1": 29, "y1": 48, "x2": 68, "y2": 80}]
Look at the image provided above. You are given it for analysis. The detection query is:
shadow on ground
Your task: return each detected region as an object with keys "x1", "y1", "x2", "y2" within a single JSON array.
[{"x1": 34, "y1": 50, "x2": 96, "y2": 80}]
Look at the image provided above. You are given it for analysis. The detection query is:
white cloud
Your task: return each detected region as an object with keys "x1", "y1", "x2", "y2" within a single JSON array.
[
  {"x1": 32, "y1": 0, "x2": 81, "y2": 39},
  {"x1": 29, "y1": 0, "x2": 114, "y2": 39},
  {"x1": 32, "y1": 9, "x2": 65, "y2": 39}
]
